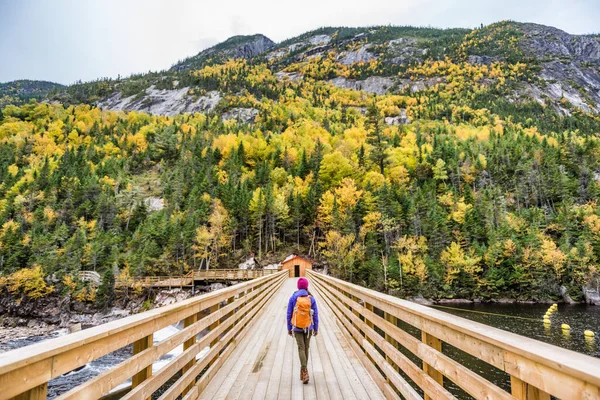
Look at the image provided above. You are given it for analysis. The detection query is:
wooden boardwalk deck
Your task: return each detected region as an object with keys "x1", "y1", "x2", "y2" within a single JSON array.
[{"x1": 199, "y1": 278, "x2": 385, "y2": 400}]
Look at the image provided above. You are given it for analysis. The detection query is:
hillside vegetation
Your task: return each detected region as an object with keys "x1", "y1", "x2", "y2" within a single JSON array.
[{"x1": 1, "y1": 21, "x2": 600, "y2": 304}]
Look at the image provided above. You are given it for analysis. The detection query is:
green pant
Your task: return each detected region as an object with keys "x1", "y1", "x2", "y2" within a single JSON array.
[{"x1": 294, "y1": 330, "x2": 312, "y2": 368}]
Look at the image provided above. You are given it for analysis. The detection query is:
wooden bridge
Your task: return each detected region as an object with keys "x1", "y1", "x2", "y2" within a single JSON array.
[
  {"x1": 1, "y1": 270, "x2": 599, "y2": 400},
  {"x1": 116, "y1": 269, "x2": 280, "y2": 288}
]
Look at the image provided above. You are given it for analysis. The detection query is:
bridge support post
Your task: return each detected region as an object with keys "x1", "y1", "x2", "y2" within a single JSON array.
[
  {"x1": 421, "y1": 331, "x2": 443, "y2": 400},
  {"x1": 510, "y1": 376, "x2": 551, "y2": 400},
  {"x1": 209, "y1": 303, "x2": 221, "y2": 349},
  {"x1": 181, "y1": 314, "x2": 199, "y2": 396},
  {"x1": 384, "y1": 312, "x2": 400, "y2": 374},
  {"x1": 132, "y1": 333, "x2": 153, "y2": 397},
  {"x1": 13, "y1": 383, "x2": 47, "y2": 400}
]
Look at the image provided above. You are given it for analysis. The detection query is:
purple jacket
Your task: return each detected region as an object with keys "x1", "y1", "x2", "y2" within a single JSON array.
[{"x1": 287, "y1": 289, "x2": 319, "y2": 332}]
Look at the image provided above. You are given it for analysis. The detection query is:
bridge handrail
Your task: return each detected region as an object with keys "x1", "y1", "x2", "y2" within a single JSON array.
[
  {"x1": 115, "y1": 268, "x2": 279, "y2": 287},
  {"x1": 307, "y1": 270, "x2": 600, "y2": 400},
  {"x1": 0, "y1": 270, "x2": 288, "y2": 399},
  {"x1": 78, "y1": 270, "x2": 101, "y2": 286}
]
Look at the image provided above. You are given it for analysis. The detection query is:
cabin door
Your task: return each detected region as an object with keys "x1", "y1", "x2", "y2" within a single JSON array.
[{"x1": 294, "y1": 265, "x2": 300, "y2": 277}]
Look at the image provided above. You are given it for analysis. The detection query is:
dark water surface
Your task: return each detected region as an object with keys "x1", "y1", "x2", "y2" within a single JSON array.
[{"x1": 433, "y1": 302, "x2": 600, "y2": 357}]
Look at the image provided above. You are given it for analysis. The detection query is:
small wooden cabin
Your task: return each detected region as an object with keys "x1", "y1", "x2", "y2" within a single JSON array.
[{"x1": 280, "y1": 255, "x2": 313, "y2": 277}]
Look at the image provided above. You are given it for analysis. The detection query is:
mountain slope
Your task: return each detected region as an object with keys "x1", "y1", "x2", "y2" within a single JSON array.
[
  {"x1": 36, "y1": 21, "x2": 600, "y2": 124},
  {"x1": 0, "y1": 80, "x2": 64, "y2": 108},
  {"x1": 171, "y1": 34, "x2": 275, "y2": 71},
  {"x1": 2, "y1": 21, "x2": 600, "y2": 303}
]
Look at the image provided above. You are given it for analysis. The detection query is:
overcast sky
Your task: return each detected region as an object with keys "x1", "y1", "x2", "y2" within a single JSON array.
[{"x1": 1, "y1": 0, "x2": 598, "y2": 84}]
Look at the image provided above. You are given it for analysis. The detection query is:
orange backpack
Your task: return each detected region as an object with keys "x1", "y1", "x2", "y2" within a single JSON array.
[{"x1": 292, "y1": 295, "x2": 313, "y2": 329}]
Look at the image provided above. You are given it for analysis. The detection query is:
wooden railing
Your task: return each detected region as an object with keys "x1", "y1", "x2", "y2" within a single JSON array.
[
  {"x1": 0, "y1": 270, "x2": 287, "y2": 400},
  {"x1": 78, "y1": 270, "x2": 101, "y2": 286},
  {"x1": 192, "y1": 268, "x2": 279, "y2": 281},
  {"x1": 115, "y1": 268, "x2": 280, "y2": 288},
  {"x1": 307, "y1": 270, "x2": 600, "y2": 400}
]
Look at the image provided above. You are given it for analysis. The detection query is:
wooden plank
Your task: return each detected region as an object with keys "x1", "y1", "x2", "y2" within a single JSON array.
[
  {"x1": 422, "y1": 331, "x2": 443, "y2": 400},
  {"x1": 313, "y1": 326, "x2": 343, "y2": 400},
  {"x1": 313, "y1": 272, "x2": 516, "y2": 400},
  {"x1": 13, "y1": 383, "x2": 47, "y2": 400},
  {"x1": 309, "y1": 332, "x2": 332, "y2": 400},
  {"x1": 182, "y1": 314, "x2": 199, "y2": 396},
  {"x1": 156, "y1": 275, "x2": 285, "y2": 400},
  {"x1": 315, "y1": 310, "x2": 359, "y2": 400},
  {"x1": 278, "y1": 321, "x2": 295, "y2": 400},
  {"x1": 504, "y1": 351, "x2": 596, "y2": 400},
  {"x1": 248, "y1": 289, "x2": 290, "y2": 399},
  {"x1": 132, "y1": 334, "x2": 153, "y2": 390},
  {"x1": 313, "y1": 278, "x2": 419, "y2": 400},
  {"x1": 195, "y1": 280, "x2": 285, "y2": 396},
  {"x1": 319, "y1": 279, "x2": 452, "y2": 399},
  {"x1": 262, "y1": 304, "x2": 289, "y2": 400},
  {"x1": 0, "y1": 359, "x2": 51, "y2": 399},
  {"x1": 56, "y1": 285, "x2": 262, "y2": 400},
  {"x1": 315, "y1": 283, "x2": 382, "y2": 400},
  {"x1": 0, "y1": 272, "x2": 286, "y2": 378},
  {"x1": 212, "y1": 278, "x2": 283, "y2": 399},
  {"x1": 306, "y1": 271, "x2": 600, "y2": 393}
]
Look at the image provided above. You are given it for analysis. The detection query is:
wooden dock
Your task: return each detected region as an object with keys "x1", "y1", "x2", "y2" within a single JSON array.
[{"x1": 0, "y1": 270, "x2": 599, "y2": 400}]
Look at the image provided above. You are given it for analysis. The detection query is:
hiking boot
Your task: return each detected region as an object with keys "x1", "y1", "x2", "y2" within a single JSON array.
[{"x1": 301, "y1": 367, "x2": 309, "y2": 384}]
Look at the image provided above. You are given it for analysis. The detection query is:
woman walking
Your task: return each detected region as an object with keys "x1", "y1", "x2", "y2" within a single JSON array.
[{"x1": 287, "y1": 277, "x2": 319, "y2": 384}]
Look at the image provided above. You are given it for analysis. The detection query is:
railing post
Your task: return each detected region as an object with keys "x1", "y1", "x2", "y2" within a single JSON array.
[
  {"x1": 365, "y1": 303, "x2": 375, "y2": 346},
  {"x1": 132, "y1": 333, "x2": 153, "y2": 398},
  {"x1": 181, "y1": 314, "x2": 198, "y2": 395},
  {"x1": 209, "y1": 303, "x2": 221, "y2": 349},
  {"x1": 422, "y1": 331, "x2": 443, "y2": 400},
  {"x1": 384, "y1": 312, "x2": 400, "y2": 373},
  {"x1": 14, "y1": 383, "x2": 47, "y2": 400},
  {"x1": 510, "y1": 376, "x2": 551, "y2": 400}
]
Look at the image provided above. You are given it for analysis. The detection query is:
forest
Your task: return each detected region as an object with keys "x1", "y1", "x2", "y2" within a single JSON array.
[{"x1": 1, "y1": 22, "x2": 600, "y2": 306}]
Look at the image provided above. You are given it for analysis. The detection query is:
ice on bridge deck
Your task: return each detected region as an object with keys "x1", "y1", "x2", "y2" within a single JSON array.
[{"x1": 200, "y1": 278, "x2": 385, "y2": 400}]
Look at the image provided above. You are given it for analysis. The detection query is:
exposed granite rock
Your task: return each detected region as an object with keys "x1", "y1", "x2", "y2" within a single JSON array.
[
  {"x1": 329, "y1": 76, "x2": 394, "y2": 95},
  {"x1": 144, "y1": 197, "x2": 164, "y2": 212},
  {"x1": 275, "y1": 71, "x2": 303, "y2": 82},
  {"x1": 385, "y1": 109, "x2": 410, "y2": 125},
  {"x1": 387, "y1": 38, "x2": 427, "y2": 64},
  {"x1": 267, "y1": 35, "x2": 331, "y2": 61},
  {"x1": 516, "y1": 23, "x2": 600, "y2": 114},
  {"x1": 468, "y1": 55, "x2": 498, "y2": 65},
  {"x1": 559, "y1": 286, "x2": 577, "y2": 304},
  {"x1": 583, "y1": 285, "x2": 600, "y2": 305},
  {"x1": 337, "y1": 44, "x2": 376, "y2": 65},
  {"x1": 154, "y1": 289, "x2": 192, "y2": 308},
  {"x1": 97, "y1": 87, "x2": 221, "y2": 116},
  {"x1": 520, "y1": 23, "x2": 600, "y2": 60},
  {"x1": 221, "y1": 107, "x2": 259, "y2": 123},
  {"x1": 409, "y1": 295, "x2": 433, "y2": 305},
  {"x1": 234, "y1": 35, "x2": 276, "y2": 59}
]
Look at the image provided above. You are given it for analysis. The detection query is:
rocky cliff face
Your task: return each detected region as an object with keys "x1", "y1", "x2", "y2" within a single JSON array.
[
  {"x1": 171, "y1": 34, "x2": 275, "y2": 71},
  {"x1": 96, "y1": 86, "x2": 221, "y2": 116},
  {"x1": 32, "y1": 22, "x2": 600, "y2": 118},
  {"x1": 515, "y1": 23, "x2": 600, "y2": 114},
  {"x1": 233, "y1": 35, "x2": 276, "y2": 59}
]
